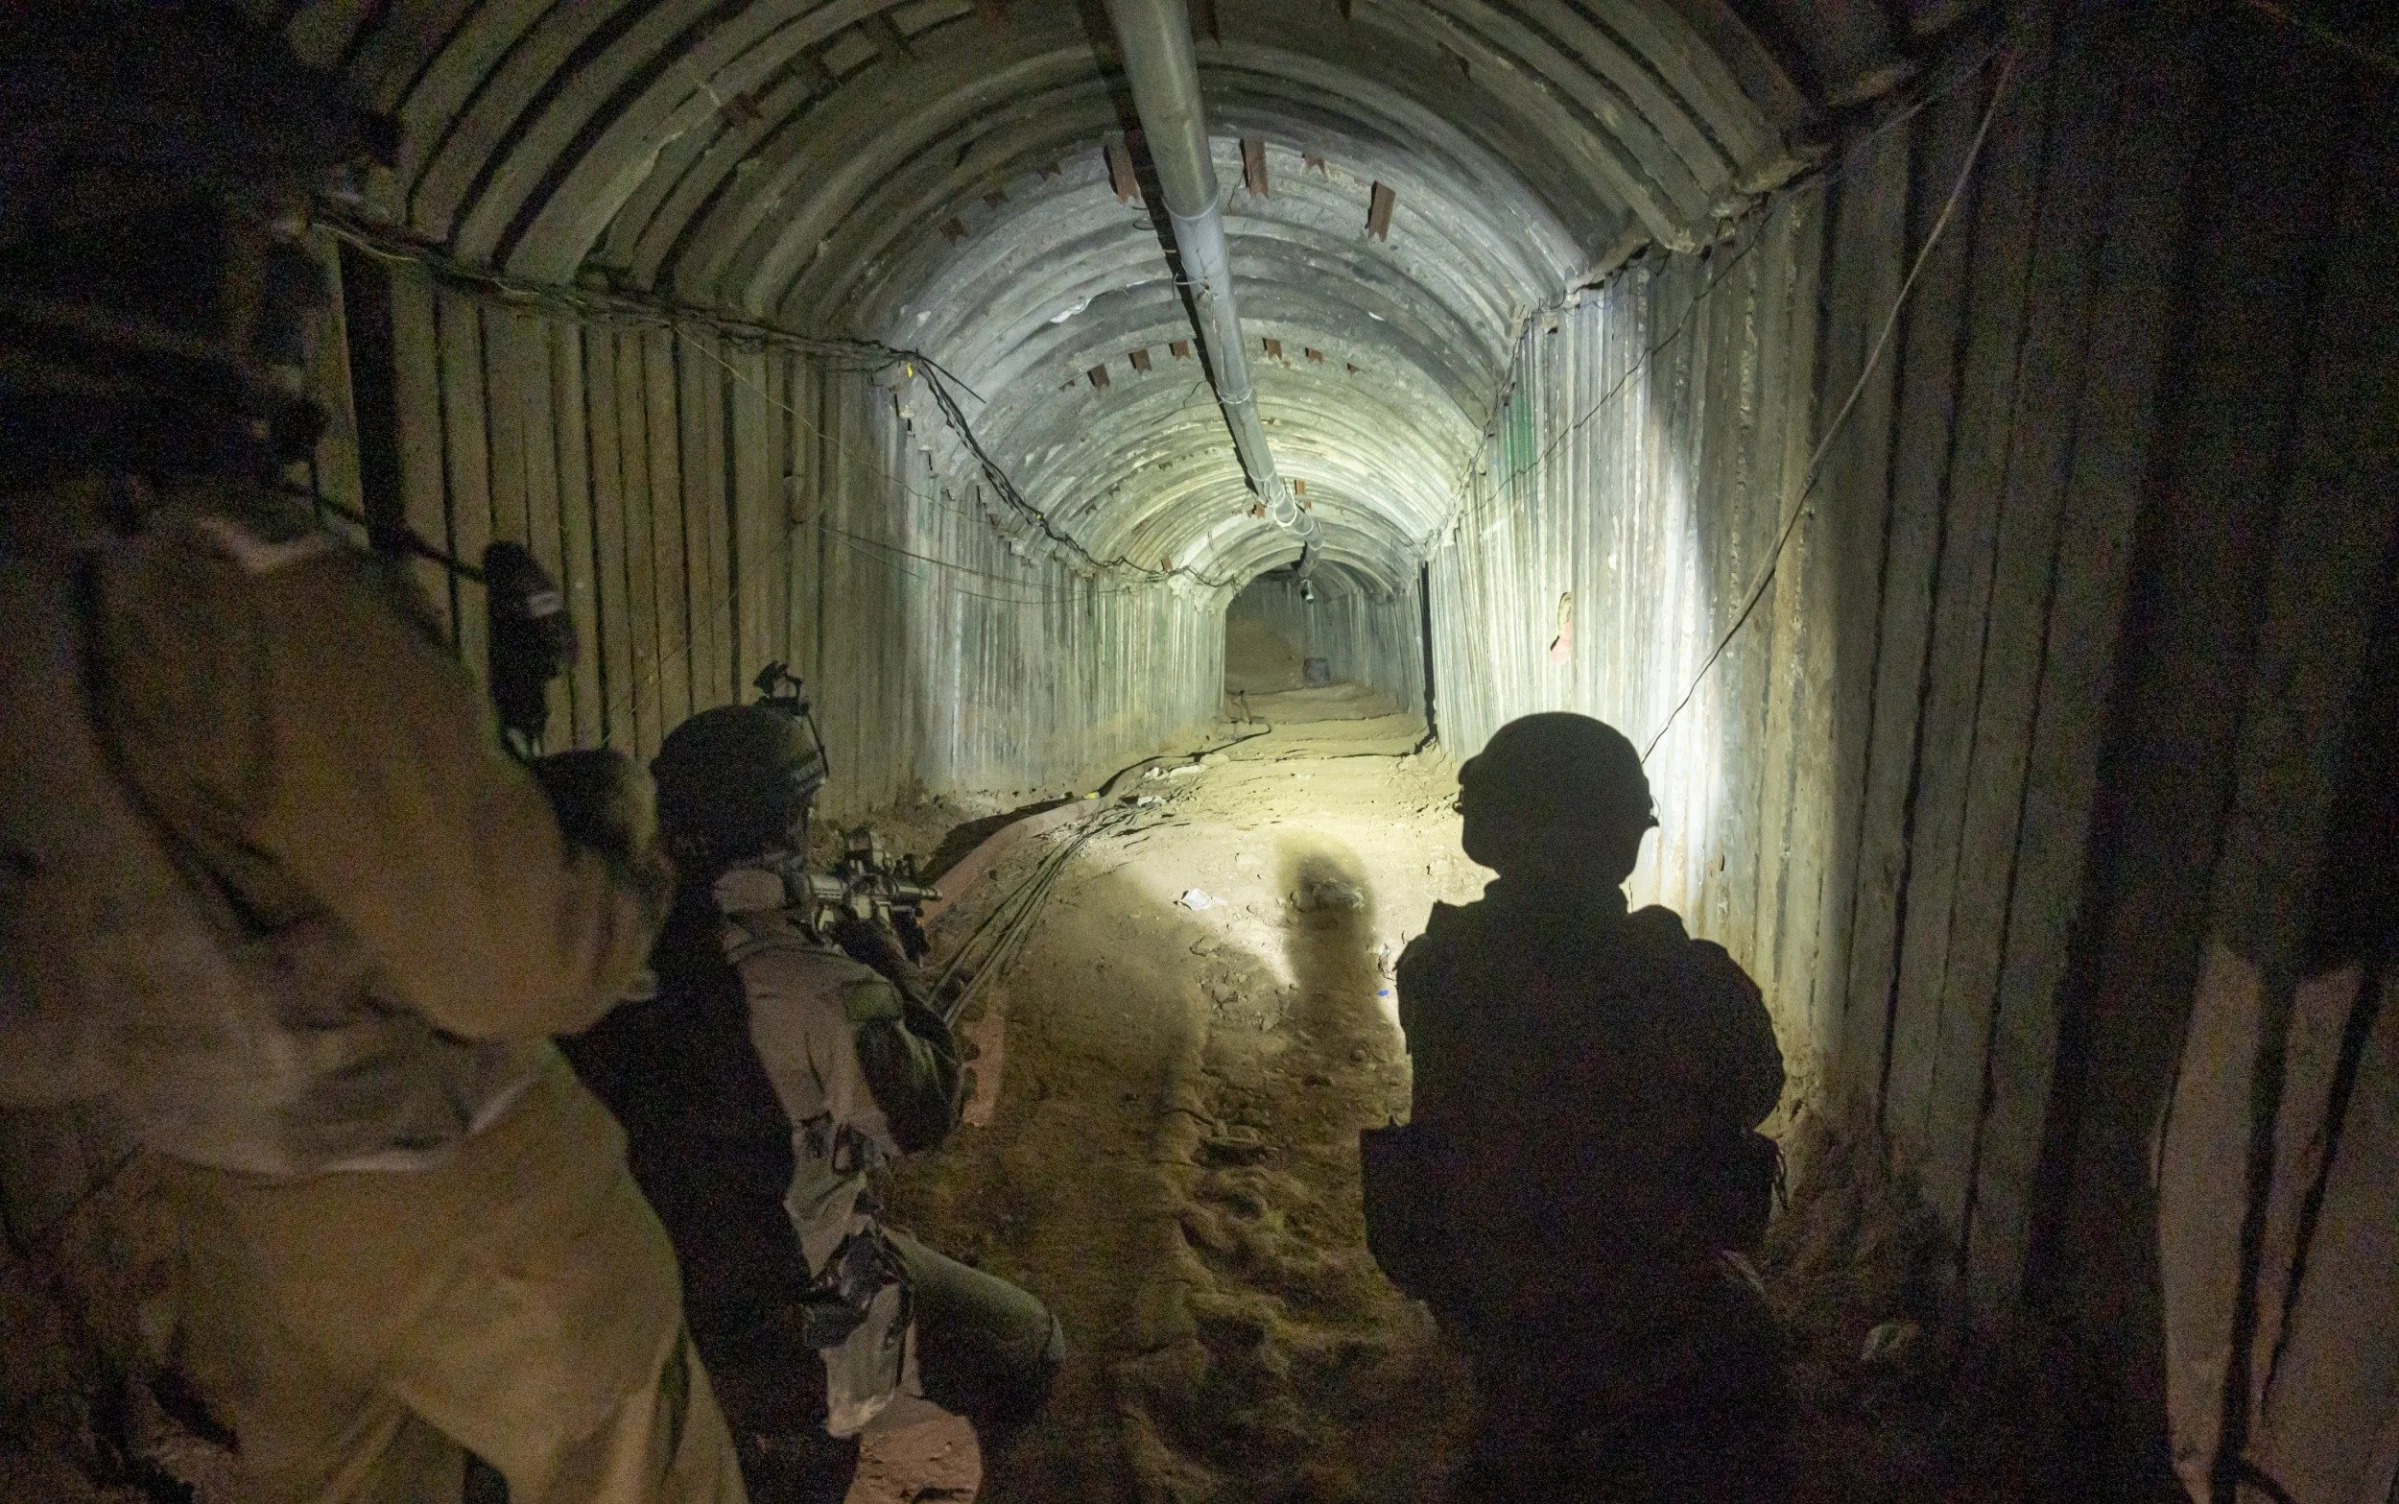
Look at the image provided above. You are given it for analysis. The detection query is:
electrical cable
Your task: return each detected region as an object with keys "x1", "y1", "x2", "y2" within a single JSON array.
[
  {"x1": 1641, "y1": 45, "x2": 2019, "y2": 764},
  {"x1": 918, "y1": 368, "x2": 1243, "y2": 588},
  {"x1": 932, "y1": 801, "x2": 1146, "y2": 1023},
  {"x1": 927, "y1": 716, "x2": 1273, "y2": 1021},
  {"x1": 1428, "y1": 25, "x2": 2015, "y2": 556},
  {"x1": 324, "y1": 213, "x2": 1249, "y2": 592}
]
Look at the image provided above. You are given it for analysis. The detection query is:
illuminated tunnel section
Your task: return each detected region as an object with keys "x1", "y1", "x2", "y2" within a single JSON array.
[
  {"x1": 98, "y1": 2, "x2": 2399, "y2": 1487},
  {"x1": 267, "y1": 17, "x2": 2399, "y2": 1465},
  {"x1": 319, "y1": 0, "x2": 1808, "y2": 591}
]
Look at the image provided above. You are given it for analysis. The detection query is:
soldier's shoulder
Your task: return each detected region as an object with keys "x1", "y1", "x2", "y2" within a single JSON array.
[
  {"x1": 1400, "y1": 900, "x2": 1485, "y2": 967},
  {"x1": 1626, "y1": 904, "x2": 1691, "y2": 947},
  {"x1": 725, "y1": 910, "x2": 870, "y2": 985},
  {"x1": 1676, "y1": 931, "x2": 1765, "y2": 1007}
]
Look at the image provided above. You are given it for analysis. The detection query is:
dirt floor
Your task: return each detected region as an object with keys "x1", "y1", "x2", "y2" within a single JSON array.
[
  {"x1": 857, "y1": 684, "x2": 2064, "y2": 1504},
  {"x1": 866, "y1": 683, "x2": 1482, "y2": 1504}
]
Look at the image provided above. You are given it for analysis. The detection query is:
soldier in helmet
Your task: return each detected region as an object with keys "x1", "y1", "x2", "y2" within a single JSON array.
[
  {"x1": 563, "y1": 698, "x2": 1065, "y2": 1502},
  {"x1": 1370, "y1": 713, "x2": 1787, "y2": 1502},
  {"x1": 0, "y1": 6, "x2": 747, "y2": 1501}
]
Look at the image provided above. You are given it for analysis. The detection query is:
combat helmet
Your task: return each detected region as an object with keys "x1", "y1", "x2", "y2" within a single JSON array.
[
  {"x1": 1457, "y1": 712, "x2": 1656, "y2": 876},
  {"x1": 651, "y1": 680, "x2": 830, "y2": 876}
]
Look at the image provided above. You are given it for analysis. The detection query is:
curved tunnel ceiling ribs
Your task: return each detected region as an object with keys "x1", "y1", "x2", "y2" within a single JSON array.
[{"x1": 309, "y1": 0, "x2": 1803, "y2": 589}]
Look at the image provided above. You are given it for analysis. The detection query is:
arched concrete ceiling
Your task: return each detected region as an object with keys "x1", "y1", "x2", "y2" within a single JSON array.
[{"x1": 282, "y1": 0, "x2": 1810, "y2": 588}]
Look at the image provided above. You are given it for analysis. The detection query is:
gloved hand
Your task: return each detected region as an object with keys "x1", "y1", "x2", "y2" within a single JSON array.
[{"x1": 828, "y1": 912, "x2": 921, "y2": 991}]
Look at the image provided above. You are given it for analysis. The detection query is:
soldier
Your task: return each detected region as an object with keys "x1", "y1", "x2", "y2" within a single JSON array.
[
  {"x1": 0, "y1": 6, "x2": 745, "y2": 1500},
  {"x1": 563, "y1": 699, "x2": 1065, "y2": 1502},
  {"x1": 1370, "y1": 713, "x2": 1788, "y2": 1502}
]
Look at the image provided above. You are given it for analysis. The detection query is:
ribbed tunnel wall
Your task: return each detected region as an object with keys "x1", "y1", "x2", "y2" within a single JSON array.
[
  {"x1": 343, "y1": 258, "x2": 1223, "y2": 813},
  {"x1": 1427, "y1": 190, "x2": 1827, "y2": 1092},
  {"x1": 297, "y1": 0, "x2": 1813, "y2": 807},
  {"x1": 1419, "y1": 0, "x2": 2359, "y2": 1324}
]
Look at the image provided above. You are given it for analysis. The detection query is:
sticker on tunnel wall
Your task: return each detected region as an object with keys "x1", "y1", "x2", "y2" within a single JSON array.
[{"x1": 1549, "y1": 590, "x2": 1574, "y2": 664}]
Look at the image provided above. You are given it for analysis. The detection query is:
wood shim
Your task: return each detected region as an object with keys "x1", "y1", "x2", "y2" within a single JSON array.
[
  {"x1": 1367, "y1": 181, "x2": 1395, "y2": 240},
  {"x1": 1107, "y1": 139, "x2": 1139, "y2": 203},
  {"x1": 1242, "y1": 138, "x2": 1269, "y2": 197}
]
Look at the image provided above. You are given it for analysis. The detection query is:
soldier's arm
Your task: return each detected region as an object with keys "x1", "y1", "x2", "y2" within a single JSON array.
[
  {"x1": 1688, "y1": 940, "x2": 1784, "y2": 1130},
  {"x1": 99, "y1": 532, "x2": 666, "y2": 1040},
  {"x1": 848, "y1": 972, "x2": 963, "y2": 1154}
]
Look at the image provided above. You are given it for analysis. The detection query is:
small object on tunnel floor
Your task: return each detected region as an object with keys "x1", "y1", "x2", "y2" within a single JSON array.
[{"x1": 1177, "y1": 889, "x2": 1216, "y2": 909}]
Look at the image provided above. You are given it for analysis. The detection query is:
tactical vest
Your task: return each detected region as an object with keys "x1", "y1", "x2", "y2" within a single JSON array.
[{"x1": 0, "y1": 504, "x2": 543, "y2": 1178}]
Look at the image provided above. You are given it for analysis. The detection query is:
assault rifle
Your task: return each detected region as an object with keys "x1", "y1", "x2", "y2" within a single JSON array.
[{"x1": 776, "y1": 826, "x2": 940, "y2": 962}]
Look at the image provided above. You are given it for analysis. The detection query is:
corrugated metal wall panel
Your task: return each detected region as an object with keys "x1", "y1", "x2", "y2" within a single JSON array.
[
  {"x1": 1412, "y1": 6, "x2": 2204, "y2": 1315},
  {"x1": 378, "y1": 273, "x2": 1219, "y2": 818},
  {"x1": 1425, "y1": 187, "x2": 1827, "y2": 1098}
]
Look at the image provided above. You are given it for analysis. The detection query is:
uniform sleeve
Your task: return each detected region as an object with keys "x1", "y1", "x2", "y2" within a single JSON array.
[
  {"x1": 1687, "y1": 940, "x2": 1785, "y2": 1131},
  {"x1": 846, "y1": 976, "x2": 962, "y2": 1154},
  {"x1": 97, "y1": 535, "x2": 666, "y2": 1040},
  {"x1": 741, "y1": 948, "x2": 960, "y2": 1156}
]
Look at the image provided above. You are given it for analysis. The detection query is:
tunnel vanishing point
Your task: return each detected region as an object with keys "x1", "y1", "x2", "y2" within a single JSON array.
[{"x1": 21, "y1": 0, "x2": 2399, "y2": 1499}]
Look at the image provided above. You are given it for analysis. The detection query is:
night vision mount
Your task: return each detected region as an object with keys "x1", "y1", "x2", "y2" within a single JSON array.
[
  {"x1": 753, "y1": 660, "x2": 833, "y2": 783},
  {"x1": 752, "y1": 662, "x2": 938, "y2": 961}
]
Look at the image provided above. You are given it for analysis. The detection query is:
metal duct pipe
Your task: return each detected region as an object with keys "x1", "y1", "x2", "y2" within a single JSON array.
[{"x1": 1102, "y1": 0, "x2": 1315, "y2": 550}]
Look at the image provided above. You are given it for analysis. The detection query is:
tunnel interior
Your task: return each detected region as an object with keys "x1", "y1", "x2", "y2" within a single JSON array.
[{"x1": 6, "y1": 0, "x2": 2399, "y2": 1500}]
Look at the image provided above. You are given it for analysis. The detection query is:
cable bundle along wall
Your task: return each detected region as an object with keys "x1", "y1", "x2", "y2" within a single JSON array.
[{"x1": 368, "y1": 265, "x2": 1223, "y2": 817}]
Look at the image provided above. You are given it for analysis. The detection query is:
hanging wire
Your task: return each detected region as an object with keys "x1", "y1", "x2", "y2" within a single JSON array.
[
  {"x1": 1641, "y1": 45, "x2": 2020, "y2": 763},
  {"x1": 931, "y1": 801, "x2": 1144, "y2": 1023},
  {"x1": 1425, "y1": 26, "x2": 2015, "y2": 555}
]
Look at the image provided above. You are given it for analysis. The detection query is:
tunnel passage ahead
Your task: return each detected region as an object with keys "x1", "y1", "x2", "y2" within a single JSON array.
[
  {"x1": 266, "y1": 2, "x2": 2399, "y2": 1497},
  {"x1": 881, "y1": 688, "x2": 1479, "y2": 1502}
]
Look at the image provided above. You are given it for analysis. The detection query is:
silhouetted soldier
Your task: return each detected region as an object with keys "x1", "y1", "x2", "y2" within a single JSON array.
[
  {"x1": 1368, "y1": 713, "x2": 1787, "y2": 1502},
  {"x1": 561, "y1": 697, "x2": 1064, "y2": 1502}
]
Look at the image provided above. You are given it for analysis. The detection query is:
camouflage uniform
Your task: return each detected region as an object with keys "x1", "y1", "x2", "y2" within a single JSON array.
[
  {"x1": 566, "y1": 861, "x2": 1061, "y2": 1503},
  {"x1": 20, "y1": 479, "x2": 746, "y2": 1504}
]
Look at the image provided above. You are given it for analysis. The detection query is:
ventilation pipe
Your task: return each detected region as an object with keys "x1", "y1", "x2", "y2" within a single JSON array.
[{"x1": 1102, "y1": 0, "x2": 1317, "y2": 567}]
